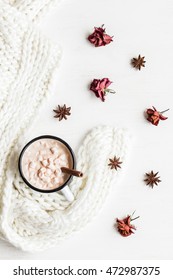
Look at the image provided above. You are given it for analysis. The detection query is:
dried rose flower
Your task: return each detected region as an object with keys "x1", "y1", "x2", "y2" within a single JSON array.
[
  {"x1": 88, "y1": 25, "x2": 113, "y2": 47},
  {"x1": 116, "y1": 212, "x2": 139, "y2": 237},
  {"x1": 146, "y1": 106, "x2": 169, "y2": 126},
  {"x1": 90, "y1": 78, "x2": 115, "y2": 102}
]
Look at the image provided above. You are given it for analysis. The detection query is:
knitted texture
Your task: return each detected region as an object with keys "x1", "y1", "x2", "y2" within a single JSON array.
[
  {"x1": 0, "y1": 1, "x2": 61, "y2": 179},
  {"x1": 3, "y1": 0, "x2": 61, "y2": 22},
  {"x1": 0, "y1": 1, "x2": 62, "y2": 247},
  {"x1": 0, "y1": 125, "x2": 131, "y2": 252},
  {"x1": 0, "y1": 1, "x2": 131, "y2": 252}
]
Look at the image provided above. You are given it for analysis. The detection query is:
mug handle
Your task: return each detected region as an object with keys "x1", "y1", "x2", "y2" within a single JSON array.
[{"x1": 61, "y1": 185, "x2": 74, "y2": 202}]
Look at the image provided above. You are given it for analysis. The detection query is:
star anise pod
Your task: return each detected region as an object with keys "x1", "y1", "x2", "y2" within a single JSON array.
[
  {"x1": 144, "y1": 171, "x2": 161, "y2": 188},
  {"x1": 131, "y1": 54, "x2": 146, "y2": 70},
  {"x1": 53, "y1": 104, "x2": 71, "y2": 121},
  {"x1": 108, "y1": 156, "x2": 122, "y2": 170}
]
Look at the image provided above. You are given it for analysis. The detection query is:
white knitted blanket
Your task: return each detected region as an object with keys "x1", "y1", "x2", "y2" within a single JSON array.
[
  {"x1": 0, "y1": 1, "x2": 131, "y2": 252},
  {"x1": 3, "y1": 0, "x2": 61, "y2": 21}
]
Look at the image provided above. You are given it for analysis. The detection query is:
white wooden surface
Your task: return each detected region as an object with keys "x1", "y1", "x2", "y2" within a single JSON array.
[{"x1": 1, "y1": 0, "x2": 173, "y2": 259}]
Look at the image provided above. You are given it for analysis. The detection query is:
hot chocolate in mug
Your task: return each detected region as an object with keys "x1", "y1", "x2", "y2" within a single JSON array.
[{"x1": 18, "y1": 135, "x2": 83, "y2": 202}]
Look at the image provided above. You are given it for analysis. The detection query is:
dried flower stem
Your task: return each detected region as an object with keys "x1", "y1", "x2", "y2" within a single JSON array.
[
  {"x1": 105, "y1": 89, "x2": 116, "y2": 94},
  {"x1": 130, "y1": 211, "x2": 140, "y2": 221},
  {"x1": 160, "y1": 109, "x2": 169, "y2": 114},
  {"x1": 131, "y1": 216, "x2": 140, "y2": 221}
]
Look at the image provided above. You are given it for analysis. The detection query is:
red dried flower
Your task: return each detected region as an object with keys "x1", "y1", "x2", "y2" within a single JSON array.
[
  {"x1": 146, "y1": 106, "x2": 169, "y2": 126},
  {"x1": 88, "y1": 25, "x2": 113, "y2": 47},
  {"x1": 116, "y1": 212, "x2": 139, "y2": 237},
  {"x1": 90, "y1": 78, "x2": 115, "y2": 102}
]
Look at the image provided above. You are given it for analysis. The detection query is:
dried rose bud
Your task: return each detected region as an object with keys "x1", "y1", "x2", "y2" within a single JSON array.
[
  {"x1": 90, "y1": 78, "x2": 115, "y2": 102},
  {"x1": 88, "y1": 25, "x2": 113, "y2": 47},
  {"x1": 116, "y1": 212, "x2": 139, "y2": 237},
  {"x1": 146, "y1": 106, "x2": 169, "y2": 126}
]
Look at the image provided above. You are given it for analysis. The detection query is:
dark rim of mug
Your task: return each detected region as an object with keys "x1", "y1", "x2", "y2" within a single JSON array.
[{"x1": 18, "y1": 135, "x2": 75, "y2": 193}]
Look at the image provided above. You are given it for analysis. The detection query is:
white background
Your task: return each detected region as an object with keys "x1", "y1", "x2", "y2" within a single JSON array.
[{"x1": 1, "y1": 0, "x2": 173, "y2": 260}]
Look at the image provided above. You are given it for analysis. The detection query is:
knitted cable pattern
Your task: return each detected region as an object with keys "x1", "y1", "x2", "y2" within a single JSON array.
[
  {"x1": 0, "y1": 2, "x2": 61, "y2": 179},
  {"x1": 2, "y1": 0, "x2": 61, "y2": 22},
  {"x1": 0, "y1": 1, "x2": 62, "y2": 248},
  {"x1": 1, "y1": 125, "x2": 131, "y2": 252},
  {"x1": 0, "y1": 1, "x2": 131, "y2": 252}
]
